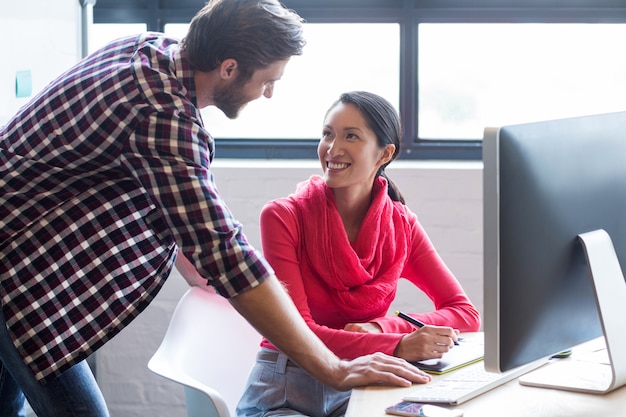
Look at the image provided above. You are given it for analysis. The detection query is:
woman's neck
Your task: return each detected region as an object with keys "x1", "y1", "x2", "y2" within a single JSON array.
[{"x1": 333, "y1": 186, "x2": 373, "y2": 243}]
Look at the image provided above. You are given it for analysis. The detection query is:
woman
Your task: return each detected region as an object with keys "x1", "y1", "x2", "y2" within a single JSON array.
[{"x1": 237, "y1": 91, "x2": 480, "y2": 417}]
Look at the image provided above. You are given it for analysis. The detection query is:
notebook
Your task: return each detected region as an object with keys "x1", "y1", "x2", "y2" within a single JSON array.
[{"x1": 411, "y1": 333, "x2": 484, "y2": 375}]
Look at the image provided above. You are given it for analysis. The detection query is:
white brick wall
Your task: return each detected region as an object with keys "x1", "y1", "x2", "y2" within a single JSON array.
[{"x1": 96, "y1": 160, "x2": 483, "y2": 416}]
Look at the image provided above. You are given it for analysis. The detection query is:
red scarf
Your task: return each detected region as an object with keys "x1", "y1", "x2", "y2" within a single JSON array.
[{"x1": 293, "y1": 175, "x2": 411, "y2": 319}]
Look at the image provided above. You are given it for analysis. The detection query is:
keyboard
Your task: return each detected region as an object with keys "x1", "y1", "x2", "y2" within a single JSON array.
[{"x1": 402, "y1": 360, "x2": 545, "y2": 405}]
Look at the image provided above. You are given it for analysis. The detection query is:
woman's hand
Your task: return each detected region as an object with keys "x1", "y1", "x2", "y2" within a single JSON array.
[
  {"x1": 344, "y1": 322, "x2": 383, "y2": 333},
  {"x1": 394, "y1": 325, "x2": 460, "y2": 362}
]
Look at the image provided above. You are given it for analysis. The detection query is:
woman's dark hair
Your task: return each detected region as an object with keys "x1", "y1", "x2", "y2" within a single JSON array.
[
  {"x1": 330, "y1": 91, "x2": 405, "y2": 204},
  {"x1": 181, "y1": 0, "x2": 306, "y2": 81}
]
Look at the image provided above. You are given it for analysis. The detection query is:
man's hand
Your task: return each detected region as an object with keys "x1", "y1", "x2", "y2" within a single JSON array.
[{"x1": 333, "y1": 352, "x2": 431, "y2": 390}]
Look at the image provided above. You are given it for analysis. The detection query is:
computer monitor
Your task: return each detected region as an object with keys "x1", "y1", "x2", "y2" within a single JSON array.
[{"x1": 483, "y1": 111, "x2": 626, "y2": 393}]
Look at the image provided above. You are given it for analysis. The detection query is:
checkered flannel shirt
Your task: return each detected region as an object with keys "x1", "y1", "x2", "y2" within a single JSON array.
[{"x1": 0, "y1": 33, "x2": 272, "y2": 382}]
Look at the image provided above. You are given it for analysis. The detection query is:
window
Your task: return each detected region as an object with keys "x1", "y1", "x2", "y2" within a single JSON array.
[
  {"x1": 418, "y1": 23, "x2": 626, "y2": 140},
  {"x1": 166, "y1": 23, "x2": 399, "y2": 142},
  {"x1": 89, "y1": 23, "x2": 147, "y2": 54},
  {"x1": 92, "y1": 0, "x2": 626, "y2": 160}
]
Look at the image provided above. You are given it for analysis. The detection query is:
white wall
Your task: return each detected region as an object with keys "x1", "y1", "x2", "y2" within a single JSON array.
[
  {"x1": 0, "y1": 0, "x2": 81, "y2": 126},
  {"x1": 1, "y1": 2, "x2": 81, "y2": 416},
  {"x1": 96, "y1": 160, "x2": 484, "y2": 417}
]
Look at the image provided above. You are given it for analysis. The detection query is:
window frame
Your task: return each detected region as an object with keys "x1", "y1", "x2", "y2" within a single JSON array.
[{"x1": 93, "y1": 0, "x2": 626, "y2": 160}]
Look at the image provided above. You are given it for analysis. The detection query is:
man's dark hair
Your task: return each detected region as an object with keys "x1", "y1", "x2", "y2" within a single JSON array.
[{"x1": 181, "y1": 0, "x2": 306, "y2": 81}]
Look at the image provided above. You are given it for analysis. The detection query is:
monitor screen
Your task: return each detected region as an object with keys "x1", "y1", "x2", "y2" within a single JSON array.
[{"x1": 482, "y1": 111, "x2": 626, "y2": 379}]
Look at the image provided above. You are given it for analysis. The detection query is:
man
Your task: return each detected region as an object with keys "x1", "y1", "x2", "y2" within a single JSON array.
[{"x1": 0, "y1": 0, "x2": 429, "y2": 415}]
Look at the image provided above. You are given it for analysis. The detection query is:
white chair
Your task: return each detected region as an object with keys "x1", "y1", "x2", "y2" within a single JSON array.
[{"x1": 148, "y1": 286, "x2": 262, "y2": 417}]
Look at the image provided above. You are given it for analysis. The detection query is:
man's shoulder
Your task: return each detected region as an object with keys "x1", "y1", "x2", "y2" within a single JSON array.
[
  {"x1": 131, "y1": 32, "x2": 181, "y2": 70},
  {"x1": 135, "y1": 32, "x2": 180, "y2": 53},
  {"x1": 129, "y1": 33, "x2": 198, "y2": 113}
]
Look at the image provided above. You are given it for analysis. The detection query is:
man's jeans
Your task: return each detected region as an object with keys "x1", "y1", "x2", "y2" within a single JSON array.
[{"x1": 0, "y1": 307, "x2": 109, "y2": 417}]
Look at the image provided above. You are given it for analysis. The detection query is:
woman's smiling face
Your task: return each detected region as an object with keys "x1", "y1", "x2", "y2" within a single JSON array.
[{"x1": 318, "y1": 102, "x2": 393, "y2": 191}]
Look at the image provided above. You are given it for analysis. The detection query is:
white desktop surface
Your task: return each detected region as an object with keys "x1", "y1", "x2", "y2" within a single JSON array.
[{"x1": 347, "y1": 335, "x2": 626, "y2": 417}]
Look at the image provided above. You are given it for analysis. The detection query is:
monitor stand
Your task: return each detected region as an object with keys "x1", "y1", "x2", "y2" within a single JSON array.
[{"x1": 519, "y1": 229, "x2": 626, "y2": 393}]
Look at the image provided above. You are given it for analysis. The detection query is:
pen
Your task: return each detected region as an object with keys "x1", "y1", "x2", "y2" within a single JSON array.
[
  {"x1": 395, "y1": 310, "x2": 425, "y2": 328},
  {"x1": 394, "y1": 310, "x2": 459, "y2": 345}
]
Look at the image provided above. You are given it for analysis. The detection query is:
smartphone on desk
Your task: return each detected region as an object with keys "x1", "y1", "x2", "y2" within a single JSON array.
[{"x1": 385, "y1": 401, "x2": 463, "y2": 417}]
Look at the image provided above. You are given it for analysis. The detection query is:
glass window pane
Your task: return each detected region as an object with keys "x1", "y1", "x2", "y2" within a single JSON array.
[
  {"x1": 164, "y1": 23, "x2": 188, "y2": 40},
  {"x1": 166, "y1": 23, "x2": 400, "y2": 139},
  {"x1": 89, "y1": 23, "x2": 147, "y2": 54},
  {"x1": 418, "y1": 24, "x2": 626, "y2": 139}
]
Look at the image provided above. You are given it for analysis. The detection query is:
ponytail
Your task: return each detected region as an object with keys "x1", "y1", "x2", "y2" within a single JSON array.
[{"x1": 380, "y1": 171, "x2": 405, "y2": 205}]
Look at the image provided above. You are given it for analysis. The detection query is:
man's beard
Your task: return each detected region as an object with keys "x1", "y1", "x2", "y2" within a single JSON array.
[{"x1": 213, "y1": 77, "x2": 249, "y2": 119}]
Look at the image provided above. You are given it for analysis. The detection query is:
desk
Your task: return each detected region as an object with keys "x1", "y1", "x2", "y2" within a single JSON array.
[
  {"x1": 347, "y1": 337, "x2": 626, "y2": 417},
  {"x1": 348, "y1": 372, "x2": 626, "y2": 417}
]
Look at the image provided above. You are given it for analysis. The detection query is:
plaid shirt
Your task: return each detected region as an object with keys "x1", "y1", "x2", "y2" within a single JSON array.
[{"x1": 0, "y1": 33, "x2": 272, "y2": 382}]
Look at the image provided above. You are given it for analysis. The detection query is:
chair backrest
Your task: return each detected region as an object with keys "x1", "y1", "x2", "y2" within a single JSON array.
[{"x1": 148, "y1": 286, "x2": 262, "y2": 417}]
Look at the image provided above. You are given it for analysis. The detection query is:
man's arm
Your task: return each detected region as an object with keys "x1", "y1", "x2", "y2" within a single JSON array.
[
  {"x1": 229, "y1": 275, "x2": 431, "y2": 391},
  {"x1": 175, "y1": 250, "x2": 430, "y2": 389}
]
